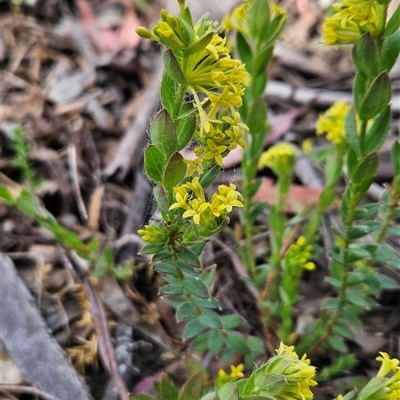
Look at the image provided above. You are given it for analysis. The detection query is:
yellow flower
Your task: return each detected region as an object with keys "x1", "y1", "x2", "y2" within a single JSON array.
[
  {"x1": 304, "y1": 262, "x2": 316, "y2": 271},
  {"x1": 287, "y1": 236, "x2": 316, "y2": 271},
  {"x1": 230, "y1": 364, "x2": 245, "y2": 379},
  {"x1": 182, "y1": 199, "x2": 209, "y2": 224},
  {"x1": 183, "y1": 176, "x2": 206, "y2": 202},
  {"x1": 183, "y1": 157, "x2": 204, "y2": 176},
  {"x1": 302, "y1": 138, "x2": 313, "y2": 154},
  {"x1": 222, "y1": 1, "x2": 250, "y2": 36},
  {"x1": 217, "y1": 184, "x2": 244, "y2": 212},
  {"x1": 254, "y1": 342, "x2": 317, "y2": 400},
  {"x1": 376, "y1": 352, "x2": 400, "y2": 378},
  {"x1": 169, "y1": 186, "x2": 189, "y2": 211},
  {"x1": 316, "y1": 101, "x2": 350, "y2": 145},
  {"x1": 218, "y1": 369, "x2": 227, "y2": 378},
  {"x1": 210, "y1": 195, "x2": 226, "y2": 217},
  {"x1": 322, "y1": 0, "x2": 385, "y2": 45},
  {"x1": 204, "y1": 139, "x2": 227, "y2": 166},
  {"x1": 138, "y1": 224, "x2": 166, "y2": 243},
  {"x1": 259, "y1": 143, "x2": 298, "y2": 176},
  {"x1": 336, "y1": 396, "x2": 344, "y2": 400}
]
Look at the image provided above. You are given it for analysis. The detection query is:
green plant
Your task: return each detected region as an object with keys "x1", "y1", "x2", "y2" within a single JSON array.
[
  {"x1": 296, "y1": 0, "x2": 400, "y2": 358},
  {"x1": 0, "y1": 126, "x2": 133, "y2": 281},
  {"x1": 222, "y1": 0, "x2": 287, "y2": 284},
  {"x1": 131, "y1": 344, "x2": 400, "y2": 400},
  {"x1": 136, "y1": 0, "x2": 263, "y2": 361}
]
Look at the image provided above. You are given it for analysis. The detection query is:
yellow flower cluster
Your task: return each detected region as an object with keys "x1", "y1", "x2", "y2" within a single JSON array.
[
  {"x1": 375, "y1": 352, "x2": 400, "y2": 400},
  {"x1": 287, "y1": 236, "x2": 316, "y2": 271},
  {"x1": 139, "y1": 7, "x2": 249, "y2": 171},
  {"x1": 222, "y1": 0, "x2": 287, "y2": 39},
  {"x1": 322, "y1": 0, "x2": 385, "y2": 45},
  {"x1": 337, "y1": 352, "x2": 399, "y2": 400},
  {"x1": 169, "y1": 177, "x2": 243, "y2": 225},
  {"x1": 222, "y1": 0, "x2": 250, "y2": 36},
  {"x1": 138, "y1": 224, "x2": 167, "y2": 243},
  {"x1": 218, "y1": 364, "x2": 245, "y2": 379},
  {"x1": 259, "y1": 342, "x2": 317, "y2": 400},
  {"x1": 258, "y1": 143, "x2": 298, "y2": 176},
  {"x1": 316, "y1": 101, "x2": 350, "y2": 145}
]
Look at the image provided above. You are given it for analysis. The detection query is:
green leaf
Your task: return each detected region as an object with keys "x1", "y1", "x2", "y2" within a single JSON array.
[
  {"x1": 200, "y1": 393, "x2": 217, "y2": 400},
  {"x1": 348, "y1": 226, "x2": 370, "y2": 239},
  {"x1": 144, "y1": 145, "x2": 166, "y2": 184},
  {"x1": 160, "y1": 284, "x2": 184, "y2": 296},
  {"x1": 353, "y1": 203, "x2": 380, "y2": 220},
  {"x1": 154, "y1": 185, "x2": 170, "y2": 215},
  {"x1": 184, "y1": 32, "x2": 214, "y2": 56},
  {"x1": 325, "y1": 277, "x2": 342, "y2": 289},
  {"x1": 176, "y1": 260, "x2": 199, "y2": 275},
  {"x1": 130, "y1": 395, "x2": 158, "y2": 400},
  {"x1": 15, "y1": 189, "x2": 37, "y2": 217},
  {"x1": 198, "y1": 310, "x2": 222, "y2": 329},
  {"x1": 191, "y1": 332, "x2": 211, "y2": 351},
  {"x1": 250, "y1": 202, "x2": 267, "y2": 220},
  {"x1": 346, "y1": 147, "x2": 359, "y2": 181},
  {"x1": 248, "y1": 0, "x2": 270, "y2": 42},
  {"x1": 153, "y1": 261, "x2": 177, "y2": 274},
  {"x1": 225, "y1": 332, "x2": 251, "y2": 354},
  {"x1": 190, "y1": 296, "x2": 218, "y2": 309},
  {"x1": 150, "y1": 109, "x2": 177, "y2": 158},
  {"x1": 318, "y1": 185, "x2": 337, "y2": 210},
  {"x1": 246, "y1": 335, "x2": 264, "y2": 354},
  {"x1": 163, "y1": 49, "x2": 187, "y2": 85},
  {"x1": 199, "y1": 164, "x2": 220, "y2": 189},
  {"x1": 140, "y1": 242, "x2": 166, "y2": 255},
  {"x1": 247, "y1": 98, "x2": 267, "y2": 135},
  {"x1": 207, "y1": 330, "x2": 224, "y2": 354},
  {"x1": 345, "y1": 108, "x2": 360, "y2": 156},
  {"x1": 333, "y1": 321, "x2": 354, "y2": 340},
  {"x1": 346, "y1": 289, "x2": 374, "y2": 307},
  {"x1": 359, "y1": 73, "x2": 392, "y2": 120},
  {"x1": 253, "y1": 374, "x2": 286, "y2": 396},
  {"x1": 364, "y1": 106, "x2": 391, "y2": 155},
  {"x1": 250, "y1": 72, "x2": 267, "y2": 99},
  {"x1": 152, "y1": 249, "x2": 172, "y2": 261},
  {"x1": 349, "y1": 222, "x2": 380, "y2": 239},
  {"x1": 178, "y1": 372, "x2": 203, "y2": 400},
  {"x1": 182, "y1": 276, "x2": 210, "y2": 299},
  {"x1": 384, "y1": 4, "x2": 400, "y2": 36},
  {"x1": 327, "y1": 335, "x2": 348, "y2": 352},
  {"x1": 176, "y1": 109, "x2": 196, "y2": 150},
  {"x1": 160, "y1": 72, "x2": 176, "y2": 117},
  {"x1": 392, "y1": 141, "x2": 400, "y2": 175},
  {"x1": 236, "y1": 32, "x2": 253, "y2": 73},
  {"x1": 380, "y1": 31, "x2": 400, "y2": 73},
  {"x1": 163, "y1": 152, "x2": 187, "y2": 190},
  {"x1": 347, "y1": 246, "x2": 371, "y2": 262},
  {"x1": 352, "y1": 33, "x2": 380, "y2": 79},
  {"x1": 322, "y1": 297, "x2": 340, "y2": 310},
  {"x1": 177, "y1": 247, "x2": 200, "y2": 268},
  {"x1": 342, "y1": 306, "x2": 363, "y2": 329},
  {"x1": 351, "y1": 152, "x2": 378, "y2": 183},
  {"x1": 183, "y1": 318, "x2": 206, "y2": 339},
  {"x1": 159, "y1": 375, "x2": 179, "y2": 400},
  {"x1": 353, "y1": 72, "x2": 369, "y2": 115},
  {"x1": 387, "y1": 226, "x2": 400, "y2": 236},
  {"x1": 221, "y1": 315, "x2": 244, "y2": 330},
  {"x1": 253, "y1": 46, "x2": 273, "y2": 77},
  {"x1": 176, "y1": 302, "x2": 196, "y2": 321},
  {"x1": 0, "y1": 184, "x2": 16, "y2": 204},
  {"x1": 218, "y1": 383, "x2": 239, "y2": 400},
  {"x1": 358, "y1": 377, "x2": 387, "y2": 400}
]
